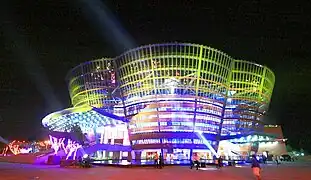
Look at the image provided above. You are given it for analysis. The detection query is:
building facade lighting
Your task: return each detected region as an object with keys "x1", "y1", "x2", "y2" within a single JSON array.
[{"x1": 42, "y1": 43, "x2": 276, "y2": 160}]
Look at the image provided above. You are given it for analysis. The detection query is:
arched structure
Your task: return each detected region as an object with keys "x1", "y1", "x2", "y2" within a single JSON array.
[
  {"x1": 223, "y1": 60, "x2": 275, "y2": 134},
  {"x1": 114, "y1": 43, "x2": 275, "y2": 151},
  {"x1": 41, "y1": 106, "x2": 127, "y2": 133},
  {"x1": 42, "y1": 43, "x2": 275, "y2": 161},
  {"x1": 66, "y1": 58, "x2": 121, "y2": 113}
]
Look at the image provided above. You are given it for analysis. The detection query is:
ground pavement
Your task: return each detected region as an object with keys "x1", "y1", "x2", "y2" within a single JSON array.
[{"x1": 0, "y1": 162, "x2": 311, "y2": 180}]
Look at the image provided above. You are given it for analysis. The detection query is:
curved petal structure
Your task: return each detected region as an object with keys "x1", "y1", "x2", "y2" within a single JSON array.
[{"x1": 42, "y1": 43, "x2": 275, "y2": 157}]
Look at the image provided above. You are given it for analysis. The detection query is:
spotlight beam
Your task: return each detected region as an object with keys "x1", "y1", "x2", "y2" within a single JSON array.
[
  {"x1": 74, "y1": 0, "x2": 136, "y2": 53},
  {"x1": 0, "y1": 3, "x2": 62, "y2": 111}
]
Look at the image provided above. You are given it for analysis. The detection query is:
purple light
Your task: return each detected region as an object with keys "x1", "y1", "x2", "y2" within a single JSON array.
[
  {"x1": 49, "y1": 135, "x2": 83, "y2": 160},
  {"x1": 65, "y1": 139, "x2": 82, "y2": 160},
  {"x1": 49, "y1": 135, "x2": 65, "y2": 155}
]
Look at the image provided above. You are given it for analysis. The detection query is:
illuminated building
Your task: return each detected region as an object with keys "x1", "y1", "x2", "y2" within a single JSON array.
[
  {"x1": 42, "y1": 43, "x2": 277, "y2": 161},
  {"x1": 259, "y1": 125, "x2": 287, "y2": 155}
]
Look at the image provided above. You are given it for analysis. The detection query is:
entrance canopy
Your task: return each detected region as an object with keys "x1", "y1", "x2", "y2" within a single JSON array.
[{"x1": 42, "y1": 105, "x2": 127, "y2": 133}]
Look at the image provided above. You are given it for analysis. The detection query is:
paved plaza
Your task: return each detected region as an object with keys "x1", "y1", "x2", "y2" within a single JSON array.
[{"x1": 1, "y1": 162, "x2": 311, "y2": 180}]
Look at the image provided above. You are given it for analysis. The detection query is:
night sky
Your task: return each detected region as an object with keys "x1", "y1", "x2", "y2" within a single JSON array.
[{"x1": 1, "y1": 1, "x2": 310, "y2": 151}]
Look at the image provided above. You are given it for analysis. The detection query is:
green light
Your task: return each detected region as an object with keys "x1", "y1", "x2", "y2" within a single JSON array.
[
  {"x1": 44, "y1": 43, "x2": 275, "y2": 134},
  {"x1": 114, "y1": 43, "x2": 275, "y2": 132},
  {"x1": 66, "y1": 58, "x2": 116, "y2": 108},
  {"x1": 116, "y1": 44, "x2": 234, "y2": 103}
]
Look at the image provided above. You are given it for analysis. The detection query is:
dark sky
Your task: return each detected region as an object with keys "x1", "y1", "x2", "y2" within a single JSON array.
[{"x1": 0, "y1": 1, "x2": 310, "y2": 151}]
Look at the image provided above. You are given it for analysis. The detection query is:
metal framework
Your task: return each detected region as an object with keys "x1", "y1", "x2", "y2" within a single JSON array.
[
  {"x1": 223, "y1": 60, "x2": 275, "y2": 134},
  {"x1": 43, "y1": 43, "x2": 275, "y2": 152},
  {"x1": 66, "y1": 58, "x2": 121, "y2": 112},
  {"x1": 41, "y1": 106, "x2": 126, "y2": 133}
]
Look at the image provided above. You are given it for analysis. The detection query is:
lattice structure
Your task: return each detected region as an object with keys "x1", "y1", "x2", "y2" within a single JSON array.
[
  {"x1": 114, "y1": 43, "x2": 274, "y2": 150},
  {"x1": 223, "y1": 60, "x2": 275, "y2": 134},
  {"x1": 42, "y1": 106, "x2": 126, "y2": 133},
  {"x1": 44, "y1": 43, "x2": 275, "y2": 152},
  {"x1": 66, "y1": 58, "x2": 120, "y2": 112},
  {"x1": 115, "y1": 44, "x2": 229, "y2": 137}
]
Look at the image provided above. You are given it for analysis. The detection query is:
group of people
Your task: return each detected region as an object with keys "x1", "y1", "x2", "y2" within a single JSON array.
[
  {"x1": 190, "y1": 153, "x2": 223, "y2": 170},
  {"x1": 153, "y1": 152, "x2": 263, "y2": 180},
  {"x1": 190, "y1": 153, "x2": 262, "y2": 180}
]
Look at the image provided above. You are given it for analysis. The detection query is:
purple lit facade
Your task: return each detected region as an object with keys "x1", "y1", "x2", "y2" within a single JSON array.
[{"x1": 42, "y1": 43, "x2": 279, "y2": 161}]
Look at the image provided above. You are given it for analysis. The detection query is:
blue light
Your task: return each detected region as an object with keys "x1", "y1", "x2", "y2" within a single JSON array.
[{"x1": 196, "y1": 131, "x2": 219, "y2": 157}]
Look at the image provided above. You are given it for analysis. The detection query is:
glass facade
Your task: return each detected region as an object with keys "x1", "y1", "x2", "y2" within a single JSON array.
[
  {"x1": 43, "y1": 43, "x2": 275, "y2": 155},
  {"x1": 66, "y1": 58, "x2": 119, "y2": 112},
  {"x1": 223, "y1": 60, "x2": 275, "y2": 134}
]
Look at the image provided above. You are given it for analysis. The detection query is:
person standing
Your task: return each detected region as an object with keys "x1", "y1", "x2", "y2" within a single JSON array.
[
  {"x1": 215, "y1": 156, "x2": 219, "y2": 169},
  {"x1": 154, "y1": 152, "x2": 159, "y2": 168},
  {"x1": 190, "y1": 153, "x2": 195, "y2": 169},
  {"x1": 251, "y1": 155, "x2": 262, "y2": 180},
  {"x1": 273, "y1": 155, "x2": 280, "y2": 165},
  {"x1": 262, "y1": 155, "x2": 267, "y2": 164},
  {"x1": 190, "y1": 153, "x2": 200, "y2": 170},
  {"x1": 159, "y1": 153, "x2": 164, "y2": 169},
  {"x1": 194, "y1": 153, "x2": 200, "y2": 170},
  {"x1": 276, "y1": 155, "x2": 280, "y2": 165},
  {"x1": 217, "y1": 156, "x2": 223, "y2": 169}
]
